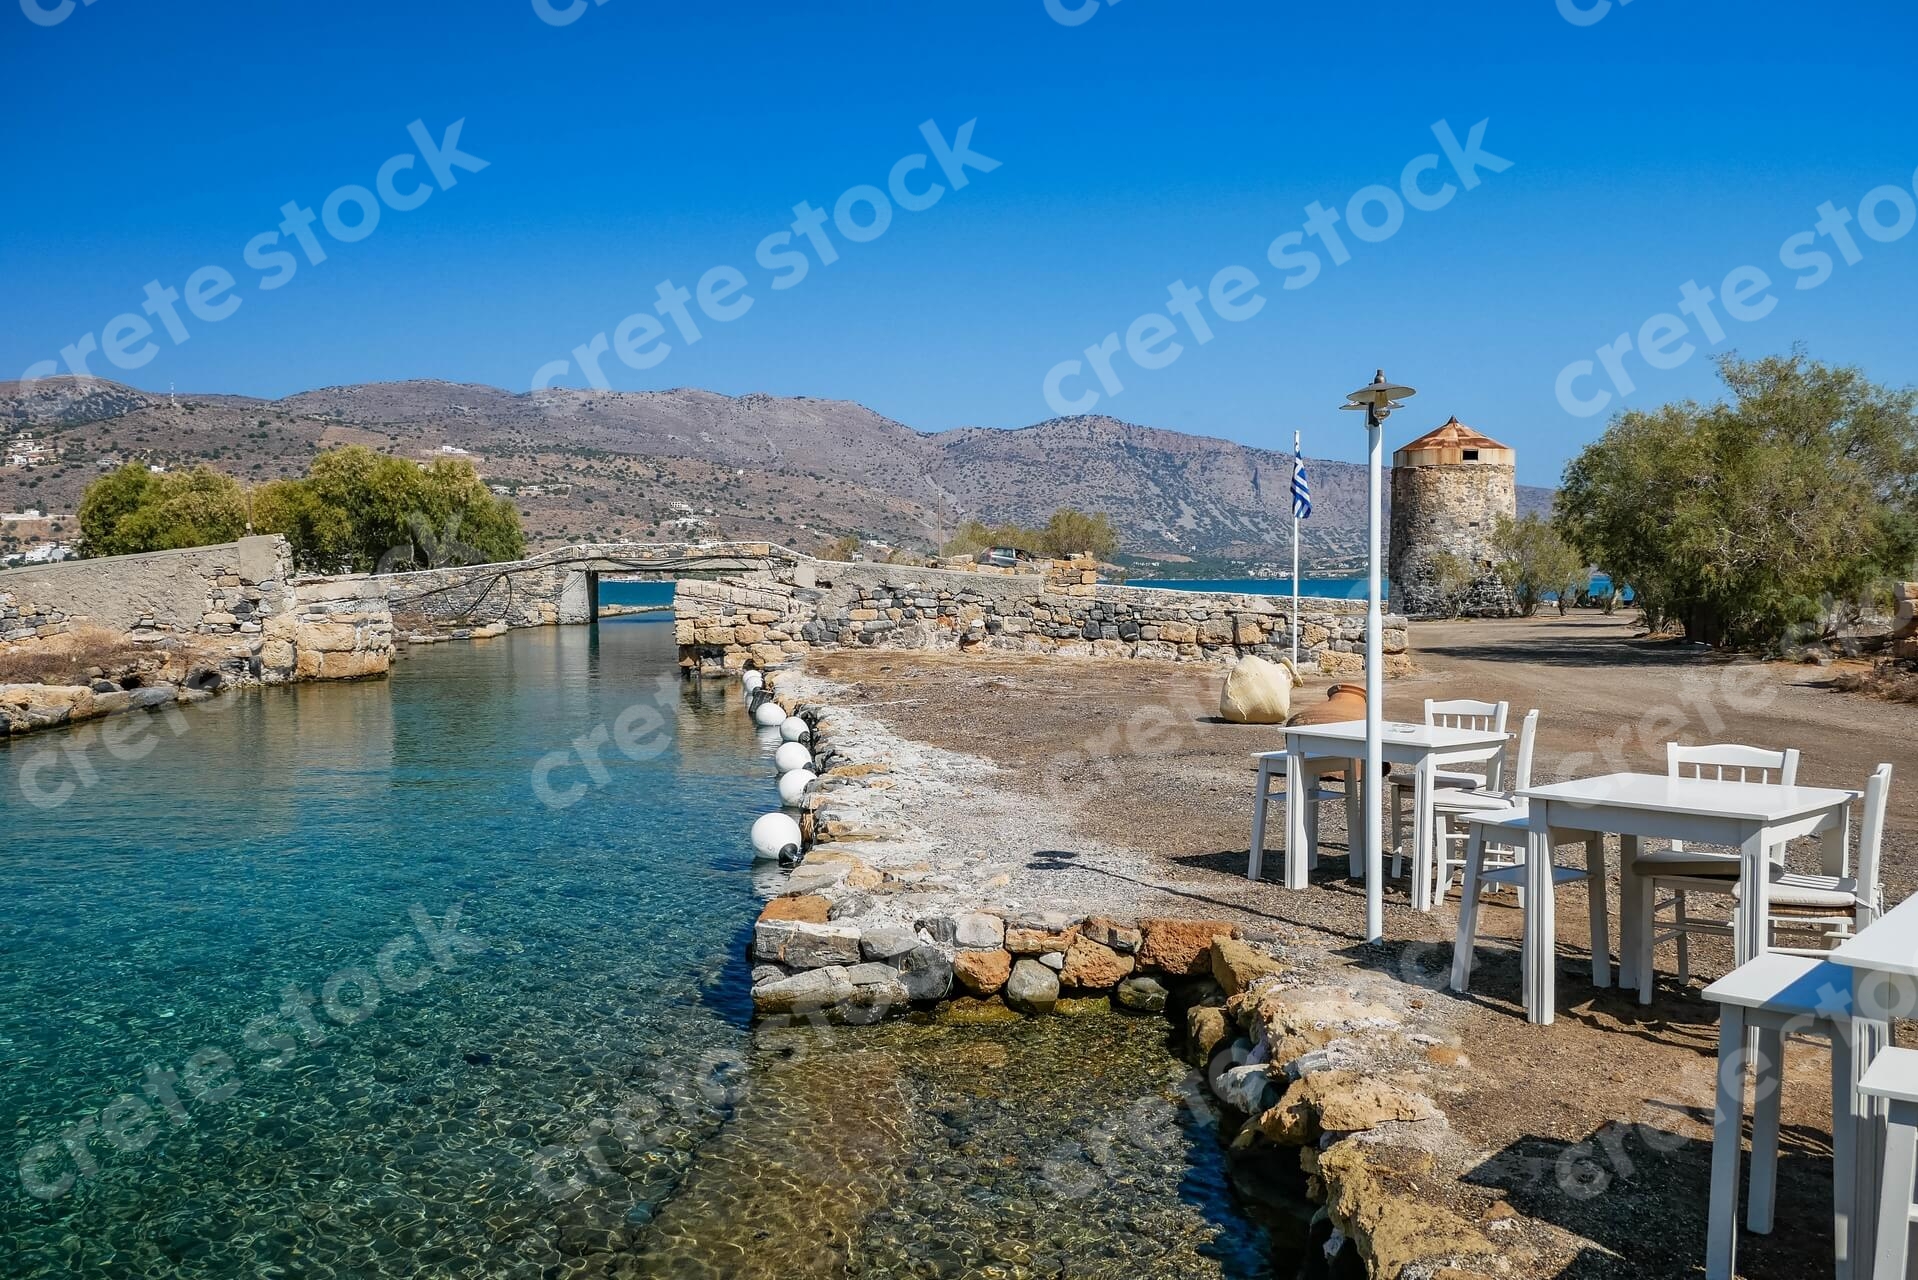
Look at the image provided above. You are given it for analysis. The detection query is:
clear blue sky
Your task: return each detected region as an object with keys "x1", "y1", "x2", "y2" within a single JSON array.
[{"x1": 4, "y1": 0, "x2": 1916, "y2": 486}]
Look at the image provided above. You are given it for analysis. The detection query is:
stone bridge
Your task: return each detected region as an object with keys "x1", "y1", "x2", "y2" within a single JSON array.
[{"x1": 378, "y1": 541, "x2": 807, "y2": 630}]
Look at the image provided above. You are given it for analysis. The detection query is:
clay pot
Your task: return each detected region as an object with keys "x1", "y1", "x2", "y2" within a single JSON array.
[{"x1": 1286, "y1": 683, "x2": 1367, "y2": 727}]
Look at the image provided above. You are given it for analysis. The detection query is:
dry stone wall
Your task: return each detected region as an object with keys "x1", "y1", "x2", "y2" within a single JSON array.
[
  {"x1": 676, "y1": 557, "x2": 1406, "y2": 674},
  {"x1": 0, "y1": 538, "x2": 393, "y2": 739}
]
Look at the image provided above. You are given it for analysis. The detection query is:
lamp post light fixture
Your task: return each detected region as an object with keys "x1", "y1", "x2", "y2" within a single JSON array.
[{"x1": 1341, "y1": 369, "x2": 1416, "y2": 944}]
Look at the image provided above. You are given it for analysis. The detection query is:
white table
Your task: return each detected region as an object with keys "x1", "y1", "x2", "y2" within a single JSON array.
[
  {"x1": 1258, "y1": 719, "x2": 1510, "y2": 909},
  {"x1": 1515, "y1": 773, "x2": 1856, "y2": 1025},
  {"x1": 1832, "y1": 890, "x2": 1918, "y2": 1279}
]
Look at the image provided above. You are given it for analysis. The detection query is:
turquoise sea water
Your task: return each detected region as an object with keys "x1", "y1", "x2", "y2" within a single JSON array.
[{"x1": 1, "y1": 618, "x2": 1292, "y2": 1278}]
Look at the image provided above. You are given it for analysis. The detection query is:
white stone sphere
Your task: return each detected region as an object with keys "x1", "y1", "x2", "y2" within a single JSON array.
[
  {"x1": 753, "y1": 701, "x2": 787, "y2": 728},
  {"x1": 774, "y1": 742, "x2": 812, "y2": 774},
  {"x1": 778, "y1": 717, "x2": 808, "y2": 743},
  {"x1": 741, "y1": 670, "x2": 763, "y2": 693},
  {"x1": 750, "y1": 811, "x2": 802, "y2": 860},
  {"x1": 777, "y1": 769, "x2": 817, "y2": 806}
]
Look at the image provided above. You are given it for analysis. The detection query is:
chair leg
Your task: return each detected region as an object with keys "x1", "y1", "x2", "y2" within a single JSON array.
[
  {"x1": 1450, "y1": 827, "x2": 1488, "y2": 993},
  {"x1": 1873, "y1": 1099, "x2": 1918, "y2": 1279},
  {"x1": 1639, "y1": 884, "x2": 1658, "y2": 1006},
  {"x1": 1390, "y1": 781, "x2": 1407, "y2": 878},
  {"x1": 1585, "y1": 834, "x2": 1609, "y2": 990},
  {"x1": 1748, "y1": 1023, "x2": 1784, "y2": 1233},
  {"x1": 1706, "y1": 1005, "x2": 1748, "y2": 1280},
  {"x1": 1676, "y1": 894, "x2": 1692, "y2": 985}
]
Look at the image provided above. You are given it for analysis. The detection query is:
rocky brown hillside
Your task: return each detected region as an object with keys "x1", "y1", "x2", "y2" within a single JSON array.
[{"x1": 0, "y1": 377, "x2": 1552, "y2": 571}]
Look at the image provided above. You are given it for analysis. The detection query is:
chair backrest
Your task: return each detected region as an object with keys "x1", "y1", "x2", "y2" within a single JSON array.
[
  {"x1": 1426, "y1": 698, "x2": 1508, "y2": 734},
  {"x1": 1666, "y1": 742, "x2": 1800, "y2": 786},
  {"x1": 1855, "y1": 763, "x2": 1893, "y2": 911},
  {"x1": 1510, "y1": 709, "x2": 1541, "y2": 791}
]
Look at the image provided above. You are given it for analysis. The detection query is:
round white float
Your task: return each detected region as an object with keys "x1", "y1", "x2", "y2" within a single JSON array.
[
  {"x1": 752, "y1": 701, "x2": 787, "y2": 728},
  {"x1": 777, "y1": 769, "x2": 817, "y2": 806},
  {"x1": 750, "y1": 811, "x2": 802, "y2": 860},
  {"x1": 741, "y1": 670, "x2": 764, "y2": 693},
  {"x1": 773, "y1": 742, "x2": 812, "y2": 774},
  {"x1": 778, "y1": 717, "x2": 808, "y2": 743}
]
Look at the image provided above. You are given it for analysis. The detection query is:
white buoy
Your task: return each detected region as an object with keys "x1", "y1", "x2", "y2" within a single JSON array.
[
  {"x1": 742, "y1": 670, "x2": 763, "y2": 693},
  {"x1": 778, "y1": 717, "x2": 808, "y2": 743},
  {"x1": 777, "y1": 769, "x2": 817, "y2": 806},
  {"x1": 774, "y1": 741, "x2": 812, "y2": 774},
  {"x1": 750, "y1": 811, "x2": 802, "y2": 860},
  {"x1": 753, "y1": 701, "x2": 787, "y2": 728}
]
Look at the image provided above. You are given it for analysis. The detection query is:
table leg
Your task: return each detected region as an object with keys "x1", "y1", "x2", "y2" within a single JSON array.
[
  {"x1": 1707, "y1": 1005, "x2": 1748, "y2": 1280},
  {"x1": 1738, "y1": 821, "x2": 1770, "y2": 967},
  {"x1": 1249, "y1": 761, "x2": 1270, "y2": 883},
  {"x1": 1851, "y1": 1012, "x2": 1890, "y2": 1280},
  {"x1": 1749, "y1": 1021, "x2": 1783, "y2": 1232},
  {"x1": 1413, "y1": 756, "x2": 1435, "y2": 912},
  {"x1": 1521, "y1": 811, "x2": 1551, "y2": 1024},
  {"x1": 1833, "y1": 1016, "x2": 1858, "y2": 1280},
  {"x1": 1347, "y1": 759, "x2": 1365, "y2": 879},
  {"x1": 1874, "y1": 1101, "x2": 1917, "y2": 1280},
  {"x1": 1585, "y1": 833, "x2": 1610, "y2": 989},
  {"x1": 1537, "y1": 823, "x2": 1557, "y2": 1025},
  {"x1": 1345, "y1": 765, "x2": 1363, "y2": 877},
  {"x1": 1618, "y1": 833, "x2": 1642, "y2": 993},
  {"x1": 1283, "y1": 751, "x2": 1306, "y2": 891}
]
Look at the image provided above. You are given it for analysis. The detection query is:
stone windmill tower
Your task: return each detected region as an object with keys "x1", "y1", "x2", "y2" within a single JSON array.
[{"x1": 1388, "y1": 416, "x2": 1518, "y2": 618}]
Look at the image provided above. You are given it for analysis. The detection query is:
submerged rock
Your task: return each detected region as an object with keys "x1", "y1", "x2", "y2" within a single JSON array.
[
  {"x1": 898, "y1": 945, "x2": 953, "y2": 1002},
  {"x1": 751, "y1": 966, "x2": 854, "y2": 1015},
  {"x1": 1114, "y1": 975, "x2": 1168, "y2": 1013},
  {"x1": 1006, "y1": 958, "x2": 1060, "y2": 1014}
]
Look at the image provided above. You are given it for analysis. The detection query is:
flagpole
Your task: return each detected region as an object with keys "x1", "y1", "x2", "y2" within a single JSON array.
[{"x1": 1291, "y1": 430, "x2": 1301, "y2": 670}]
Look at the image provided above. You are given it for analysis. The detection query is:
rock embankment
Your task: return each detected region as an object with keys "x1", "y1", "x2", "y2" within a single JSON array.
[{"x1": 735, "y1": 665, "x2": 1512, "y2": 1280}]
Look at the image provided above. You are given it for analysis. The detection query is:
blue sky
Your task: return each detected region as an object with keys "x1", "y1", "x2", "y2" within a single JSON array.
[{"x1": 4, "y1": 0, "x2": 1916, "y2": 486}]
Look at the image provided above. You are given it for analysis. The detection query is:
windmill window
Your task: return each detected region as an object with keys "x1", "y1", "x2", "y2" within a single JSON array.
[{"x1": 1462, "y1": 449, "x2": 1479, "y2": 461}]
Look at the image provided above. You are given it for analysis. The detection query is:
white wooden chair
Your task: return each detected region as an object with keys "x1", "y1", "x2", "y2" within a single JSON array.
[
  {"x1": 1425, "y1": 697, "x2": 1511, "y2": 790},
  {"x1": 1393, "y1": 709, "x2": 1539, "y2": 905},
  {"x1": 1702, "y1": 953, "x2": 1875, "y2": 1280},
  {"x1": 1634, "y1": 744, "x2": 1801, "y2": 1002},
  {"x1": 1249, "y1": 753, "x2": 1356, "y2": 882},
  {"x1": 1862, "y1": 1046, "x2": 1918, "y2": 1279},
  {"x1": 1449, "y1": 776, "x2": 1610, "y2": 1019},
  {"x1": 1739, "y1": 763, "x2": 1892, "y2": 955}
]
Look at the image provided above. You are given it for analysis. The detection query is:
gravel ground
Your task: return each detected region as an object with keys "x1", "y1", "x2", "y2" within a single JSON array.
[{"x1": 799, "y1": 612, "x2": 1916, "y2": 1280}]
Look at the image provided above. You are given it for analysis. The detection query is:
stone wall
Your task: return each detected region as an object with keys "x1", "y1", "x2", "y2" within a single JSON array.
[
  {"x1": 0, "y1": 536, "x2": 295, "y2": 640},
  {"x1": 1388, "y1": 459, "x2": 1517, "y2": 619},
  {"x1": 676, "y1": 557, "x2": 1405, "y2": 674},
  {"x1": 0, "y1": 539, "x2": 393, "y2": 735}
]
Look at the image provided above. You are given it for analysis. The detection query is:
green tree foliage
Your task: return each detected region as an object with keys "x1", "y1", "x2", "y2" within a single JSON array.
[
  {"x1": 256, "y1": 447, "x2": 524, "y2": 573},
  {"x1": 77, "y1": 464, "x2": 247, "y2": 557},
  {"x1": 1555, "y1": 352, "x2": 1918, "y2": 646},
  {"x1": 938, "y1": 508, "x2": 1122, "y2": 561},
  {"x1": 817, "y1": 534, "x2": 861, "y2": 561},
  {"x1": 76, "y1": 449, "x2": 525, "y2": 572},
  {"x1": 1492, "y1": 513, "x2": 1585, "y2": 617}
]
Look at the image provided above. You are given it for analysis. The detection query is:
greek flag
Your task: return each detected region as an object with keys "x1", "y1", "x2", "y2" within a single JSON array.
[{"x1": 1290, "y1": 447, "x2": 1311, "y2": 520}]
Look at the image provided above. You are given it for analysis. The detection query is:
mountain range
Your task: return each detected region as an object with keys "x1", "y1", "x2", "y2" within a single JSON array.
[{"x1": 0, "y1": 378, "x2": 1553, "y2": 573}]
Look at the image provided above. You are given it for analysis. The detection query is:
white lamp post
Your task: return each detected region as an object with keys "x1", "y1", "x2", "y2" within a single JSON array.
[{"x1": 1341, "y1": 369, "x2": 1416, "y2": 944}]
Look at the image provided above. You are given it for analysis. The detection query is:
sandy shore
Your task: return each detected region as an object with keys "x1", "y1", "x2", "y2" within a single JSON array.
[{"x1": 794, "y1": 611, "x2": 1914, "y2": 1280}]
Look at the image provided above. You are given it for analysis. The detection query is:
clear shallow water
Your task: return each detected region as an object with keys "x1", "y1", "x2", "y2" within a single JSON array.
[{"x1": 2, "y1": 620, "x2": 1293, "y2": 1279}]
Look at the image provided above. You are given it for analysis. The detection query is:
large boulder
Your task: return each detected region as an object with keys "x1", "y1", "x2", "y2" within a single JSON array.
[
  {"x1": 751, "y1": 966, "x2": 854, "y2": 1016},
  {"x1": 1211, "y1": 938, "x2": 1285, "y2": 997},
  {"x1": 1219, "y1": 655, "x2": 1302, "y2": 724},
  {"x1": 953, "y1": 948, "x2": 1013, "y2": 996},
  {"x1": 753, "y1": 921, "x2": 862, "y2": 969},
  {"x1": 1005, "y1": 958, "x2": 1060, "y2": 1014},
  {"x1": 1060, "y1": 938, "x2": 1134, "y2": 989},
  {"x1": 1137, "y1": 918, "x2": 1235, "y2": 976},
  {"x1": 898, "y1": 945, "x2": 953, "y2": 1001}
]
